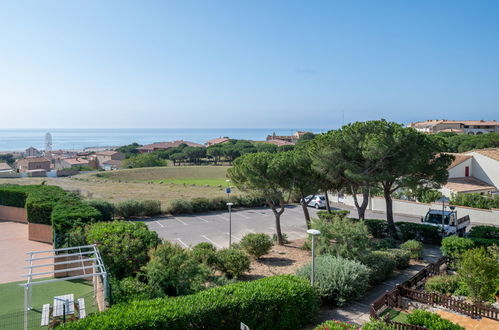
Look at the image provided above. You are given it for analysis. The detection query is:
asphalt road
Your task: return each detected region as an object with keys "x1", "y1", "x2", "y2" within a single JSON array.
[{"x1": 144, "y1": 203, "x2": 422, "y2": 248}]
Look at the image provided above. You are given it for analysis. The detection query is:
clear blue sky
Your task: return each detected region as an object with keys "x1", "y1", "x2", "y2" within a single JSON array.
[{"x1": 1, "y1": 0, "x2": 498, "y2": 129}]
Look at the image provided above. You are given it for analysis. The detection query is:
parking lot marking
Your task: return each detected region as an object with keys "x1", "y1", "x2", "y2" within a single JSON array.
[
  {"x1": 176, "y1": 238, "x2": 189, "y2": 248},
  {"x1": 226, "y1": 232, "x2": 241, "y2": 241},
  {"x1": 174, "y1": 217, "x2": 188, "y2": 226},
  {"x1": 155, "y1": 220, "x2": 165, "y2": 228},
  {"x1": 215, "y1": 214, "x2": 228, "y2": 221},
  {"x1": 201, "y1": 235, "x2": 221, "y2": 248},
  {"x1": 233, "y1": 212, "x2": 250, "y2": 219},
  {"x1": 196, "y1": 216, "x2": 209, "y2": 223}
]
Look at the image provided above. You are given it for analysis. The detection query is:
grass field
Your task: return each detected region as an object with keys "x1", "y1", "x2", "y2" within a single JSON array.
[
  {"x1": 0, "y1": 278, "x2": 97, "y2": 329},
  {"x1": 0, "y1": 166, "x2": 235, "y2": 209},
  {"x1": 380, "y1": 308, "x2": 409, "y2": 323}
]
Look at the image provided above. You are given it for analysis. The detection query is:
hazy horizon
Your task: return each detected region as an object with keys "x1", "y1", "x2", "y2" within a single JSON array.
[{"x1": 1, "y1": 1, "x2": 498, "y2": 129}]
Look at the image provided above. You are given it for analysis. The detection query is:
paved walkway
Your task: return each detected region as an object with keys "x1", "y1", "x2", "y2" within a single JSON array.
[
  {"x1": 315, "y1": 245, "x2": 443, "y2": 326},
  {"x1": 0, "y1": 221, "x2": 52, "y2": 283}
]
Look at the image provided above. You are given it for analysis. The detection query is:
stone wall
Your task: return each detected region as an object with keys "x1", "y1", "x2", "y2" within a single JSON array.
[{"x1": 0, "y1": 205, "x2": 28, "y2": 223}]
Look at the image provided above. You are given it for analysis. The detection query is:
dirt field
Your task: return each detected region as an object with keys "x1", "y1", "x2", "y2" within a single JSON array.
[{"x1": 0, "y1": 166, "x2": 235, "y2": 209}]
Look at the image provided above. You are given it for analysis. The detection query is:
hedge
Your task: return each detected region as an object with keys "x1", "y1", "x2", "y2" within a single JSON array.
[
  {"x1": 316, "y1": 210, "x2": 350, "y2": 221},
  {"x1": 63, "y1": 275, "x2": 319, "y2": 330},
  {"x1": 365, "y1": 219, "x2": 389, "y2": 238},
  {"x1": 395, "y1": 222, "x2": 441, "y2": 244},
  {"x1": 468, "y1": 225, "x2": 499, "y2": 240}
]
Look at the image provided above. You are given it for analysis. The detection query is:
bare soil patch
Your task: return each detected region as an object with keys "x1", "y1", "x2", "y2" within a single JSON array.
[{"x1": 242, "y1": 238, "x2": 311, "y2": 280}]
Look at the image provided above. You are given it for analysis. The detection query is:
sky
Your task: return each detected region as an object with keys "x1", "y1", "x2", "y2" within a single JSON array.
[{"x1": 0, "y1": 0, "x2": 498, "y2": 129}]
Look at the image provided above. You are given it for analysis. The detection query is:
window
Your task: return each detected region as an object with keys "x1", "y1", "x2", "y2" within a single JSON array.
[{"x1": 465, "y1": 166, "x2": 469, "y2": 177}]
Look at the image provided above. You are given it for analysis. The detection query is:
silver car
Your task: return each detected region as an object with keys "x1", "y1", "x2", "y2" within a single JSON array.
[{"x1": 302, "y1": 195, "x2": 327, "y2": 209}]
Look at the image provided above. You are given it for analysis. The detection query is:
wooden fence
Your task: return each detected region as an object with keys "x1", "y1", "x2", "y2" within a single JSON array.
[{"x1": 370, "y1": 256, "x2": 499, "y2": 325}]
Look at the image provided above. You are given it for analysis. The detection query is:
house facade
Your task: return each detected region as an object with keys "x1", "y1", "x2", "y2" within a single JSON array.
[
  {"x1": 55, "y1": 158, "x2": 89, "y2": 170},
  {"x1": 441, "y1": 148, "x2": 499, "y2": 197},
  {"x1": 15, "y1": 157, "x2": 51, "y2": 173},
  {"x1": 137, "y1": 140, "x2": 204, "y2": 153}
]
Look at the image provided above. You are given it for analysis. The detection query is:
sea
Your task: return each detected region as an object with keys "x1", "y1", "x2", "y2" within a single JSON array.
[{"x1": 0, "y1": 128, "x2": 326, "y2": 152}]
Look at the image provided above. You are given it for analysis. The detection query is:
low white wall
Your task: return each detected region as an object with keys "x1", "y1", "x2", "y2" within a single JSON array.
[{"x1": 330, "y1": 193, "x2": 498, "y2": 225}]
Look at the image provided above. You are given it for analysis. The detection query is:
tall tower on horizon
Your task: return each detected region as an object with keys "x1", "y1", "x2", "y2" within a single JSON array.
[{"x1": 44, "y1": 132, "x2": 52, "y2": 159}]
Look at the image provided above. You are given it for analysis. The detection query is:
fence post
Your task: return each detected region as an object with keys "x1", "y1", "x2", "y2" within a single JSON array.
[{"x1": 396, "y1": 284, "x2": 401, "y2": 308}]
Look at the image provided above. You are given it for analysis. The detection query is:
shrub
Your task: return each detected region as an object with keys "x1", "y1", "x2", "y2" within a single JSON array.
[
  {"x1": 361, "y1": 252, "x2": 396, "y2": 284},
  {"x1": 395, "y1": 222, "x2": 441, "y2": 244},
  {"x1": 191, "y1": 242, "x2": 217, "y2": 267},
  {"x1": 362, "y1": 319, "x2": 395, "y2": 330},
  {"x1": 468, "y1": 225, "x2": 499, "y2": 239},
  {"x1": 214, "y1": 248, "x2": 250, "y2": 278},
  {"x1": 317, "y1": 210, "x2": 350, "y2": 221},
  {"x1": 51, "y1": 198, "x2": 102, "y2": 239},
  {"x1": 110, "y1": 277, "x2": 151, "y2": 304},
  {"x1": 310, "y1": 217, "x2": 370, "y2": 260},
  {"x1": 470, "y1": 237, "x2": 499, "y2": 248},
  {"x1": 406, "y1": 310, "x2": 464, "y2": 330},
  {"x1": 87, "y1": 199, "x2": 115, "y2": 221},
  {"x1": 143, "y1": 241, "x2": 210, "y2": 297},
  {"x1": 425, "y1": 275, "x2": 460, "y2": 295},
  {"x1": 370, "y1": 237, "x2": 398, "y2": 250},
  {"x1": 140, "y1": 200, "x2": 162, "y2": 216},
  {"x1": 190, "y1": 197, "x2": 212, "y2": 213},
  {"x1": 168, "y1": 199, "x2": 193, "y2": 214},
  {"x1": 314, "y1": 320, "x2": 358, "y2": 330},
  {"x1": 235, "y1": 195, "x2": 266, "y2": 208},
  {"x1": 441, "y1": 236, "x2": 475, "y2": 259},
  {"x1": 65, "y1": 275, "x2": 319, "y2": 330},
  {"x1": 296, "y1": 255, "x2": 370, "y2": 306},
  {"x1": 400, "y1": 240, "x2": 423, "y2": 259},
  {"x1": 365, "y1": 219, "x2": 389, "y2": 238},
  {"x1": 86, "y1": 221, "x2": 161, "y2": 279},
  {"x1": 114, "y1": 200, "x2": 141, "y2": 218},
  {"x1": 458, "y1": 247, "x2": 499, "y2": 303},
  {"x1": 240, "y1": 233, "x2": 273, "y2": 259},
  {"x1": 386, "y1": 249, "x2": 411, "y2": 269}
]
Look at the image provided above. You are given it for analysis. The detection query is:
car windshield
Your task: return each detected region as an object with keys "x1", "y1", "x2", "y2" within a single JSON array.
[
  {"x1": 319, "y1": 197, "x2": 325, "y2": 200},
  {"x1": 425, "y1": 213, "x2": 450, "y2": 225}
]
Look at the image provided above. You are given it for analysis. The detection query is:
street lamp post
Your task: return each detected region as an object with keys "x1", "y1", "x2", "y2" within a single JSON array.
[
  {"x1": 307, "y1": 229, "x2": 321, "y2": 286},
  {"x1": 227, "y1": 202, "x2": 233, "y2": 247},
  {"x1": 437, "y1": 196, "x2": 450, "y2": 234}
]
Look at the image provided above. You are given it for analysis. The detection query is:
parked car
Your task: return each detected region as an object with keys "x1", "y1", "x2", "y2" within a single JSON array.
[{"x1": 301, "y1": 195, "x2": 328, "y2": 209}]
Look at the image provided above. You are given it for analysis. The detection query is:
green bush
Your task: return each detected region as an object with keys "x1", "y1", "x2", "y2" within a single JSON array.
[
  {"x1": 190, "y1": 197, "x2": 212, "y2": 213},
  {"x1": 87, "y1": 199, "x2": 115, "y2": 221},
  {"x1": 372, "y1": 249, "x2": 410, "y2": 270},
  {"x1": 141, "y1": 200, "x2": 162, "y2": 216},
  {"x1": 86, "y1": 221, "x2": 161, "y2": 279},
  {"x1": 317, "y1": 210, "x2": 350, "y2": 221},
  {"x1": 469, "y1": 237, "x2": 499, "y2": 248},
  {"x1": 310, "y1": 217, "x2": 370, "y2": 260},
  {"x1": 191, "y1": 242, "x2": 217, "y2": 266},
  {"x1": 296, "y1": 255, "x2": 370, "y2": 306},
  {"x1": 143, "y1": 241, "x2": 210, "y2": 297},
  {"x1": 240, "y1": 233, "x2": 273, "y2": 259},
  {"x1": 0, "y1": 186, "x2": 27, "y2": 207},
  {"x1": 400, "y1": 240, "x2": 423, "y2": 259},
  {"x1": 234, "y1": 195, "x2": 266, "y2": 208},
  {"x1": 406, "y1": 309, "x2": 464, "y2": 330},
  {"x1": 468, "y1": 225, "x2": 499, "y2": 239},
  {"x1": 458, "y1": 247, "x2": 499, "y2": 303},
  {"x1": 110, "y1": 277, "x2": 151, "y2": 304},
  {"x1": 51, "y1": 198, "x2": 102, "y2": 241},
  {"x1": 65, "y1": 275, "x2": 319, "y2": 330},
  {"x1": 395, "y1": 222, "x2": 441, "y2": 244},
  {"x1": 168, "y1": 199, "x2": 193, "y2": 214},
  {"x1": 441, "y1": 236, "x2": 475, "y2": 259},
  {"x1": 451, "y1": 193, "x2": 499, "y2": 210},
  {"x1": 362, "y1": 319, "x2": 395, "y2": 330},
  {"x1": 365, "y1": 219, "x2": 389, "y2": 238},
  {"x1": 361, "y1": 252, "x2": 396, "y2": 284},
  {"x1": 425, "y1": 275, "x2": 460, "y2": 295},
  {"x1": 370, "y1": 237, "x2": 398, "y2": 250},
  {"x1": 214, "y1": 248, "x2": 250, "y2": 278},
  {"x1": 114, "y1": 200, "x2": 141, "y2": 218},
  {"x1": 314, "y1": 320, "x2": 358, "y2": 329}
]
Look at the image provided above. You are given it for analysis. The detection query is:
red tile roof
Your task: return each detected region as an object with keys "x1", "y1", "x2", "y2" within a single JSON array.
[
  {"x1": 445, "y1": 177, "x2": 496, "y2": 193},
  {"x1": 137, "y1": 140, "x2": 204, "y2": 151},
  {"x1": 265, "y1": 139, "x2": 295, "y2": 146},
  {"x1": 205, "y1": 137, "x2": 229, "y2": 146}
]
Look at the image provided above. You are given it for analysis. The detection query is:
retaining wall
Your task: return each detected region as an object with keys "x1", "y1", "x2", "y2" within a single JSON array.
[
  {"x1": 0, "y1": 205, "x2": 28, "y2": 223},
  {"x1": 28, "y1": 223, "x2": 53, "y2": 243}
]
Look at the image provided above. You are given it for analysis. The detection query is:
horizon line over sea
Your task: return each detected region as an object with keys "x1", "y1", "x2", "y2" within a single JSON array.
[{"x1": 0, "y1": 128, "x2": 327, "y2": 152}]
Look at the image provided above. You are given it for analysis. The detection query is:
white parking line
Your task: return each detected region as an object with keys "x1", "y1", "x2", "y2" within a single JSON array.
[
  {"x1": 176, "y1": 238, "x2": 189, "y2": 248},
  {"x1": 155, "y1": 220, "x2": 165, "y2": 228},
  {"x1": 215, "y1": 214, "x2": 228, "y2": 221},
  {"x1": 174, "y1": 217, "x2": 188, "y2": 226},
  {"x1": 201, "y1": 235, "x2": 220, "y2": 248},
  {"x1": 196, "y1": 216, "x2": 209, "y2": 223},
  {"x1": 233, "y1": 212, "x2": 250, "y2": 219},
  {"x1": 226, "y1": 232, "x2": 241, "y2": 241}
]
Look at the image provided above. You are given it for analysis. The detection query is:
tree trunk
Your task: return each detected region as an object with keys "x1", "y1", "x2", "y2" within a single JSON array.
[
  {"x1": 384, "y1": 186, "x2": 396, "y2": 237},
  {"x1": 300, "y1": 195, "x2": 311, "y2": 229},
  {"x1": 352, "y1": 187, "x2": 369, "y2": 220},
  {"x1": 268, "y1": 200, "x2": 286, "y2": 245},
  {"x1": 324, "y1": 190, "x2": 332, "y2": 213}
]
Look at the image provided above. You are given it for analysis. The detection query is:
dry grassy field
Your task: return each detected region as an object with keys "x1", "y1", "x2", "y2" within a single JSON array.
[{"x1": 0, "y1": 166, "x2": 236, "y2": 210}]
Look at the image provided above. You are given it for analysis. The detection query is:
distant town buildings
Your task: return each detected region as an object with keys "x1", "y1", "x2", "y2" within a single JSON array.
[
  {"x1": 409, "y1": 120, "x2": 499, "y2": 135},
  {"x1": 441, "y1": 148, "x2": 499, "y2": 197},
  {"x1": 137, "y1": 140, "x2": 204, "y2": 153},
  {"x1": 205, "y1": 137, "x2": 229, "y2": 147},
  {"x1": 24, "y1": 147, "x2": 40, "y2": 157},
  {"x1": 55, "y1": 157, "x2": 90, "y2": 170},
  {"x1": 265, "y1": 131, "x2": 311, "y2": 144},
  {"x1": 15, "y1": 157, "x2": 51, "y2": 173}
]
